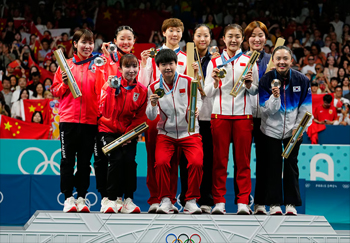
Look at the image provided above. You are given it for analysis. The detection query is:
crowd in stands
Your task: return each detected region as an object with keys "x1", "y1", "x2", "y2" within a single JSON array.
[{"x1": 1, "y1": 0, "x2": 350, "y2": 137}]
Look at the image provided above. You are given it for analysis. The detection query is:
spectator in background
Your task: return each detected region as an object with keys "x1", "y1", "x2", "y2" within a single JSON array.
[
  {"x1": 1, "y1": 19, "x2": 15, "y2": 43},
  {"x1": 0, "y1": 43, "x2": 16, "y2": 70},
  {"x1": 330, "y1": 13, "x2": 344, "y2": 43},
  {"x1": 310, "y1": 81, "x2": 321, "y2": 94},
  {"x1": 27, "y1": 72, "x2": 41, "y2": 92},
  {"x1": 327, "y1": 42, "x2": 339, "y2": 61},
  {"x1": 9, "y1": 75, "x2": 18, "y2": 92},
  {"x1": 149, "y1": 31, "x2": 163, "y2": 48},
  {"x1": 338, "y1": 44, "x2": 350, "y2": 67},
  {"x1": 31, "y1": 111, "x2": 43, "y2": 124},
  {"x1": 334, "y1": 103, "x2": 350, "y2": 126},
  {"x1": 329, "y1": 77, "x2": 340, "y2": 93},
  {"x1": 324, "y1": 56, "x2": 338, "y2": 83},
  {"x1": 334, "y1": 86, "x2": 344, "y2": 113},
  {"x1": 38, "y1": 39, "x2": 52, "y2": 65},
  {"x1": 313, "y1": 94, "x2": 338, "y2": 125},
  {"x1": 11, "y1": 88, "x2": 30, "y2": 120},
  {"x1": 310, "y1": 43, "x2": 326, "y2": 66},
  {"x1": 338, "y1": 67, "x2": 346, "y2": 84},
  {"x1": 11, "y1": 77, "x2": 33, "y2": 104},
  {"x1": 32, "y1": 83, "x2": 45, "y2": 99},
  {"x1": 301, "y1": 55, "x2": 316, "y2": 75},
  {"x1": 204, "y1": 14, "x2": 217, "y2": 30},
  {"x1": 315, "y1": 63, "x2": 324, "y2": 75},
  {"x1": 321, "y1": 36, "x2": 331, "y2": 56},
  {"x1": 298, "y1": 47, "x2": 311, "y2": 68},
  {"x1": 1, "y1": 77, "x2": 12, "y2": 108},
  {"x1": 44, "y1": 78, "x2": 52, "y2": 91},
  {"x1": 0, "y1": 99, "x2": 10, "y2": 116},
  {"x1": 44, "y1": 90, "x2": 53, "y2": 99},
  {"x1": 342, "y1": 76, "x2": 350, "y2": 96},
  {"x1": 48, "y1": 62, "x2": 58, "y2": 74}
]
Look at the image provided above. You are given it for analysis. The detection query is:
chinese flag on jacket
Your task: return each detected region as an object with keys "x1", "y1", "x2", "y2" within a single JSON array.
[
  {"x1": 21, "y1": 99, "x2": 51, "y2": 125},
  {"x1": 0, "y1": 115, "x2": 51, "y2": 139}
]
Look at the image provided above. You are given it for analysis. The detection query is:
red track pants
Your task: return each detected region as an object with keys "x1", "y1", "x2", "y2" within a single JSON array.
[
  {"x1": 155, "y1": 134, "x2": 203, "y2": 202},
  {"x1": 211, "y1": 118, "x2": 253, "y2": 204}
]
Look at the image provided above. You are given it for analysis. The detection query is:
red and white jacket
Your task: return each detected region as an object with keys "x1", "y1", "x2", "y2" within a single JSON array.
[
  {"x1": 138, "y1": 44, "x2": 187, "y2": 87},
  {"x1": 102, "y1": 52, "x2": 123, "y2": 80},
  {"x1": 146, "y1": 73, "x2": 202, "y2": 139},
  {"x1": 98, "y1": 77, "x2": 147, "y2": 134},
  {"x1": 204, "y1": 49, "x2": 259, "y2": 119},
  {"x1": 51, "y1": 54, "x2": 105, "y2": 125}
]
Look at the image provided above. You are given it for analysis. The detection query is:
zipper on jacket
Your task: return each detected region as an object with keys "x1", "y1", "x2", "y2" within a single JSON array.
[
  {"x1": 281, "y1": 84, "x2": 287, "y2": 140},
  {"x1": 79, "y1": 66, "x2": 83, "y2": 123},
  {"x1": 172, "y1": 93, "x2": 179, "y2": 139},
  {"x1": 117, "y1": 90, "x2": 127, "y2": 133}
]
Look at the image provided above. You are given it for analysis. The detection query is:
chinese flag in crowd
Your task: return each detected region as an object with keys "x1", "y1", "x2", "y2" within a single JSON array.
[
  {"x1": 33, "y1": 39, "x2": 41, "y2": 61},
  {"x1": 21, "y1": 99, "x2": 51, "y2": 125},
  {"x1": 8, "y1": 60, "x2": 22, "y2": 69},
  {"x1": 132, "y1": 43, "x2": 155, "y2": 59},
  {"x1": 57, "y1": 40, "x2": 72, "y2": 54},
  {"x1": 38, "y1": 67, "x2": 54, "y2": 83},
  {"x1": 30, "y1": 22, "x2": 44, "y2": 40},
  {"x1": 0, "y1": 115, "x2": 51, "y2": 139}
]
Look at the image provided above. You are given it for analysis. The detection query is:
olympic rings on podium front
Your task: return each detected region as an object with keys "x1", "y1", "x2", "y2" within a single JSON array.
[{"x1": 165, "y1": 233, "x2": 201, "y2": 243}]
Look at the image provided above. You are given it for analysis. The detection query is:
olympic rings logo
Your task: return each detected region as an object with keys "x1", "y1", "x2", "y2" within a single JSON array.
[
  {"x1": 18, "y1": 147, "x2": 95, "y2": 175},
  {"x1": 57, "y1": 192, "x2": 98, "y2": 208},
  {"x1": 0, "y1": 191, "x2": 3, "y2": 204},
  {"x1": 165, "y1": 233, "x2": 201, "y2": 243}
]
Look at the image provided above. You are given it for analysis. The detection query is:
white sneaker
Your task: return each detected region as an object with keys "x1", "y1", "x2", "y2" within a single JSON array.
[
  {"x1": 285, "y1": 204, "x2": 297, "y2": 216},
  {"x1": 115, "y1": 197, "x2": 123, "y2": 212},
  {"x1": 121, "y1": 198, "x2": 141, "y2": 213},
  {"x1": 254, "y1": 204, "x2": 267, "y2": 215},
  {"x1": 184, "y1": 199, "x2": 202, "y2": 214},
  {"x1": 103, "y1": 199, "x2": 118, "y2": 213},
  {"x1": 75, "y1": 197, "x2": 90, "y2": 213},
  {"x1": 148, "y1": 203, "x2": 160, "y2": 213},
  {"x1": 100, "y1": 197, "x2": 109, "y2": 213},
  {"x1": 269, "y1": 205, "x2": 283, "y2": 215},
  {"x1": 237, "y1": 203, "x2": 251, "y2": 215},
  {"x1": 200, "y1": 205, "x2": 212, "y2": 214},
  {"x1": 211, "y1": 203, "x2": 226, "y2": 214},
  {"x1": 63, "y1": 196, "x2": 77, "y2": 213},
  {"x1": 156, "y1": 197, "x2": 174, "y2": 214}
]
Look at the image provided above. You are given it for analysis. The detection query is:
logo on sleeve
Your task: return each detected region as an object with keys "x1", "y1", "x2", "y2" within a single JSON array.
[
  {"x1": 293, "y1": 86, "x2": 301, "y2": 92},
  {"x1": 133, "y1": 93, "x2": 139, "y2": 102}
]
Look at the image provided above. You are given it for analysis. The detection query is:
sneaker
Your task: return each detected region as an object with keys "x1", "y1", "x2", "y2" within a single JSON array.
[
  {"x1": 121, "y1": 198, "x2": 141, "y2": 213},
  {"x1": 269, "y1": 204, "x2": 283, "y2": 215},
  {"x1": 63, "y1": 196, "x2": 77, "y2": 213},
  {"x1": 148, "y1": 203, "x2": 160, "y2": 213},
  {"x1": 75, "y1": 197, "x2": 90, "y2": 213},
  {"x1": 211, "y1": 203, "x2": 226, "y2": 214},
  {"x1": 184, "y1": 199, "x2": 202, "y2": 214},
  {"x1": 101, "y1": 199, "x2": 118, "y2": 213},
  {"x1": 156, "y1": 197, "x2": 174, "y2": 214},
  {"x1": 100, "y1": 197, "x2": 109, "y2": 213},
  {"x1": 285, "y1": 204, "x2": 297, "y2": 216},
  {"x1": 237, "y1": 203, "x2": 251, "y2": 215},
  {"x1": 115, "y1": 197, "x2": 123, "y2": 212},
  {"x1": 200, "y1": 205, "x2": 212, "y2": 214},
  {"x1": 254, "y1": 204, "x2": 267, "y2": 215}
]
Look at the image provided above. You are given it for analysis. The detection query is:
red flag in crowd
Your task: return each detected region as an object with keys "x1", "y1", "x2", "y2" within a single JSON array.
[
  {"x1": 0, "y1": 115, "x2": 51, "y2": 139},
  {"x1": 0, "y1": 19, "x2": 6, "y2": 32},
  {"x1": 30, "y1": 22, "x2": 44, "y2": 40},
  {"x1": 28, "y1": 54, "x2": 37, "y2": 67},
  {"x1": 14, "y1": 18, "x2": 28, "y2": 29},
  {"x1": 21, "y1": 37, "x2": 27, "y2": 45},
  {"x1": 33, "y1": 39, "x2": 42, "y2": 61},
  {"x1": 57, "y1": 40, "x2": 72, "y2": 54},
  {"x1": 8, "y1": 60, "x2": 22, "y2": 69},
  {"x1": 21, "y1": 99, "x2": 51, "y2": 125},
  {"x1": 38, "y1": 66, "x2": 54, "y2": 83},
  {"x1": 131, "y1": 43, "x2": 155, "y2": 59},
  {"x1": 0, "y1": 82, "x2": 3, "y2": 92}
]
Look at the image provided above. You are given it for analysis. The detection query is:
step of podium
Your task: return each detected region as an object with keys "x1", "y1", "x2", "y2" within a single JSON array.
[{"x1": 0, "y1": 211, "x2": 349, "y2": 243}]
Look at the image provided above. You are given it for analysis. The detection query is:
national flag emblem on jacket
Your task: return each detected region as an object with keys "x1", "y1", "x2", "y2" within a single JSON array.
[
  {"x1": 293, "y1": 86, "x2": 301, "y2": 92},
  {"x1": 133, "y1": 93, "x2": 139, "y2": 102}
]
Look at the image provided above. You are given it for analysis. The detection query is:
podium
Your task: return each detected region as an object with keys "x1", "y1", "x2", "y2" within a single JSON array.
[{"x1": 0, "y1": 211, "x2": 349, "y2": 242}]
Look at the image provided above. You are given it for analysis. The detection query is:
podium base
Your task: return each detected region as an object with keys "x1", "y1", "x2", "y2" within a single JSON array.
[{"x1": 1, "y1": 211, "x2": 349, "y2": 242}]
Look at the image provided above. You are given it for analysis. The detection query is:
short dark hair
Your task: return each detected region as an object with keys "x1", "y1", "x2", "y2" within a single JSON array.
[
  {"x1": 330, "y1": 77, "x2": 339, "y2": 83},
  {"x1": 272, "y1": 46, "x2": 292, "y2": 59},
  {"x1": 32, "y1": 71, "x2": 41, "y2": 77},
  {"x1": 155, "y1": 49, "x2": 178, "y2": 66},
  {"x1": 323, "y1": 94, "x2": 333, "y2": 103},
  {"x1": 115, "y1": 26, "x2": 135, "y2": 38},
  {"x1": 2, "y1": 76, "x2": 10, "y2": 84},
  {"x1": 335, "y1": 85, "x2": 342, "y2": 90}
]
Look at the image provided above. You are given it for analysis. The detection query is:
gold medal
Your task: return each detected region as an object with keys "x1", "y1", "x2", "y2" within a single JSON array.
[
  {"x1": 150, "y1": 48, "x2": 157, "y2": 58},
  {"x1": 154, "y1": 88, "x2": 165, "y2": 98},
  {"x1": 217, "y1": 68, "x2": 227, "y2": 78}
]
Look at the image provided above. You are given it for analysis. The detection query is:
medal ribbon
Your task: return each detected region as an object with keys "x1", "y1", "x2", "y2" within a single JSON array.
[
  {"x1": 217, "y1": 52, "x2": 243, "y2": 69},
  {"x1": 159, "y1": 72, "x2": 179, "y2": 95}
]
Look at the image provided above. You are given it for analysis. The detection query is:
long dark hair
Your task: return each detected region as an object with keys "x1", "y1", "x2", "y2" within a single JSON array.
[{"x1": 31, "y1": 111, "x2": 43, "y2": 124}]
